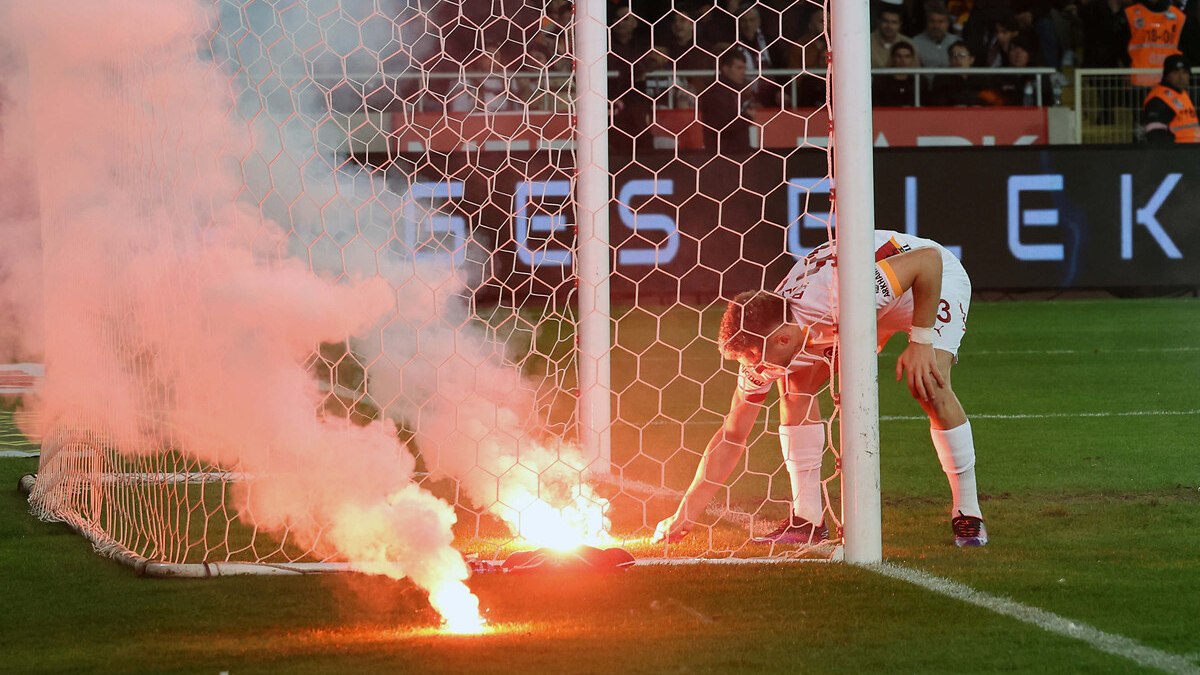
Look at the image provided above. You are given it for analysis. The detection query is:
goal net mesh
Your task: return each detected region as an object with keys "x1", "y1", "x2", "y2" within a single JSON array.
[{"x1": 13, "y1": 0, "x2": 842, "y2": 570}]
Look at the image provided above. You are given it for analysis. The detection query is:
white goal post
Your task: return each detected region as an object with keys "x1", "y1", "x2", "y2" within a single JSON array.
[{"x1": 828, "y1": 0, "x2": 883, "y2": 563}]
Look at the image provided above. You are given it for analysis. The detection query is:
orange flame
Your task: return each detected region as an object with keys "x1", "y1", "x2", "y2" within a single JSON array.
[
  {"x1": 329, "y1": 496, "x2": 486, "y2": 633},
  {"x1": 429, "y1": 581, "x2": 488, "y2": 634},
  {"x1": 497, "y1": 483, "x2": 615, "y2": 551}
]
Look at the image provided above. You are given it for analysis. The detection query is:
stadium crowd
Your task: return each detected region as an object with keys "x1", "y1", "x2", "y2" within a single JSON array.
[{"x1": 404, "y1": 0, "x2": 1198, "y2": 145}]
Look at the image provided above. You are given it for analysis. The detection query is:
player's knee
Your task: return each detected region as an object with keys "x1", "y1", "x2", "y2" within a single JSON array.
[
  {"x1": 780, "y1": 393, "x2": 819, "y2": 425},
  {"x1": 920, "y1": 382, "x2": 956, "y2": 412}
]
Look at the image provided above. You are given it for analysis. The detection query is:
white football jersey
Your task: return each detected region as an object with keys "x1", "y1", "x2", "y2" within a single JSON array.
[{"x1": 736, "y1": 230, "x2": 959, "y2": 396}]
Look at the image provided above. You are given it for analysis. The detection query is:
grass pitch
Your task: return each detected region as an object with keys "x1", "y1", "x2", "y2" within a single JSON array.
[{"x1": 3, "y1": 297, "x2": 1199, "y2": 674}]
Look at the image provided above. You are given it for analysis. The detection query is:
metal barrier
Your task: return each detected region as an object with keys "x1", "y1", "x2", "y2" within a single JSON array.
[
  {"x1": 319, "y1": 67, "x2": 1060, "y2": 114},
  {"x1": 1073, "y1": 67, "x2": 1200, "y2": 144},
  {"x1": 648, "y1": 67, "x2": 1059, "y2": 108}
]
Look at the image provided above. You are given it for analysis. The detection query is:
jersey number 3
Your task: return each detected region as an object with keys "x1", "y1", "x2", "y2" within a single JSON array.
[{"x1": 937, "y1": 299, "x2": 952, "y2": 324}]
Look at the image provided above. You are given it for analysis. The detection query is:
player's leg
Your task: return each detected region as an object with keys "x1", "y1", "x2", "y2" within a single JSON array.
[
  {"x1": 779, "y1": 363, "x2": 826, "y2": 524},
  {"x1": 917, "y1": 350, "x2": 981, "y2": 520},
  {"x1": 756, "y1": 362, "x2": 830, "y2": 543},
  {"x1": 920, "y1": 338, "x2": 986, "y2": 547},
  {"x1": 886, "y1": 255, "x2": 986, "y2": 546},
  {"x1": 917, "y1": 349, "x2": 966, "y2": 429}
]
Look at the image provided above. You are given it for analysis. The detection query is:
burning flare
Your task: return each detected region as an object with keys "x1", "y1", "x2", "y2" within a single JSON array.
[
  {"x1": 500, "y1": 483, "x2": 615, "y2": 551},
  {"x1": 326, "y1": 488, "x2": 486, "y2": 632},
  {"x1": 430, "y1": 582, "x2": 488, "y2": 634}
]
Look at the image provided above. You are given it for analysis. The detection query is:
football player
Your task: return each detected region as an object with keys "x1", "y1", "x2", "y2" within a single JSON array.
[{"x1": 653, "y1": 231, "x2": 988, "y2": 548}]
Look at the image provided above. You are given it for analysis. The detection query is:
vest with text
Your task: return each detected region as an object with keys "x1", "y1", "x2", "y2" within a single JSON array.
[
  {"x1": 1125, "y1": 4, "x2": 1186, "y2": 86},
  {"x1": 1144, "y1": 84, "x2": 1200, "y2": 141}
]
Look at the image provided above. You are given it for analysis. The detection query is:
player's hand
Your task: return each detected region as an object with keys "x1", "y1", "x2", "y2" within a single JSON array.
[
  {"x1": 652, "y1": 513, "x2": 692, "y2": 544},
  {"x1": 896, "y1": 342, "x2": 945, "y2": 401}
]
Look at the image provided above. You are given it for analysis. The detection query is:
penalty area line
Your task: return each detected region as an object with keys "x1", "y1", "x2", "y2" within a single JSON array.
[
  {"x1": 643, "y1": 408, "x2": 1200, "y2": 428},
  {"x1": 880, "y1": 408, "x2": 1200, "y2": 422},
  {"x1": 868, "y1": 562, "x2": 1200, "y2": 675}
]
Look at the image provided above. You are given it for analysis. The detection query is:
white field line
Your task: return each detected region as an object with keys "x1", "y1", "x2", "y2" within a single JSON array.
[
  {"x1": 637, "y1": 553, "x2": 839, "y2": 566},
  {"x1": 869, "y1": 563, "x2": 1200, "y2": 675},
  {"x1": 6, "y1": 409, "x2": 1195, "y2": 461},
  {"x1": 637, "y1": 408, "x2": 1200, "y2": 428},
  {"x1": 624, "y1": 345, "x2": 1200, "y2": 364},
  {"x1": 880, "y1": 409, "x2": 1200, "y2": 422},
  {"x1": 969, "y1": 346, "x2": 1200, "y2": 355},
  {"x1": 620, "y1": 474, "x2": 1198, "y2": 673}
]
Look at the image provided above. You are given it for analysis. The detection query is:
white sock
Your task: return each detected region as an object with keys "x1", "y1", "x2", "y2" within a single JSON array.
[
  {"x1": 930, "y1": 421, "x2": 982, "y2": 519},
  {"x1": 779, "y1": 424, "x2": 826, "y2": 524}
]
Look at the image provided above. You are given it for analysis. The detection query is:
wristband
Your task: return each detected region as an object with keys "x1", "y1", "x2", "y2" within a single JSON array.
[{"x1": 908, "y1": 326, "x2": 935, "y2": 345}]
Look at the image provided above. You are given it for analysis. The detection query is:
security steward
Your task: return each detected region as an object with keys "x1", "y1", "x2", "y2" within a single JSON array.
[
  {"x1": 1120, "y1": 0, "x2": 1187, "y2": 87},
  {"x1": 1143, "y1": 53, "x2": 1199, "y2": 143}
]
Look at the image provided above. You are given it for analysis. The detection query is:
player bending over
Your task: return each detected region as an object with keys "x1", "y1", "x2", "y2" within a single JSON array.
[{"x1": 653, "y1": 230, "x2": 987, "y2": 548}]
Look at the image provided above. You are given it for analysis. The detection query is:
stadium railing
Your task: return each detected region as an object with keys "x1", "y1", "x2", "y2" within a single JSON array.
[
  {"x1": 321, "y1": 67, "x2": 1063, "y2": 114},
  {"x1": 649, "y1": 67, "x2": 1061, "y2": 109}
]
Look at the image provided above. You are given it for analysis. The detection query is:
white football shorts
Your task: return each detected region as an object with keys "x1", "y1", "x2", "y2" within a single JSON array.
[{"x1": 876, "y1": 255, "x2": 971, "y2": 358}]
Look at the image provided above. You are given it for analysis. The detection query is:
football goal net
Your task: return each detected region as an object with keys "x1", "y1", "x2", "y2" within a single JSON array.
[{"x1": 9, "y1": 0, "x2": 880, "y2": 598}]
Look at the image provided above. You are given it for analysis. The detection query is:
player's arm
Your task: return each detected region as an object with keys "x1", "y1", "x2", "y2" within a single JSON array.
[
  {"x1": 652, "y1": 387, "x2": 764, "y2": 542},
  {"x1": 882, "y1": 246, "x2": 945, "y2": 401}
]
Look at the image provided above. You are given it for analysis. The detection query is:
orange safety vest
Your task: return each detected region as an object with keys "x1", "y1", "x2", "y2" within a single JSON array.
[
  {"x1": 1125, "y1": 4, "x2": 1186, "y2": 86},
  {"x1": 1144, "y1": 84, "x2": 1200, "y2": 142}
]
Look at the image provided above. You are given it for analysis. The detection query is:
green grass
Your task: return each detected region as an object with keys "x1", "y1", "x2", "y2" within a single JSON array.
[{"x1": 3, "y1": 297, "x2": 1200, "y2": 673}]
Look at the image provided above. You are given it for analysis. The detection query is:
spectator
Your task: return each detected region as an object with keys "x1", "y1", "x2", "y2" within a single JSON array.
[
  {"x1": 989, "y1": 37, "x2": 1054, "y2": 104},
  {"x1": 1056, "y1": 0, "x2": 1085, "y2": 67},
  {"x1": 701, "y1": 0, "x2": 743, "y2": 46},
  {"x1": 542, "y1": 0, "x2": 572, "y2": 36},
  {"x1": 757, "y1": 1, "x2": 787, "y2": 58},
  {"x1": 1181, "y1": 0, "x2": 1200, "y2": 63},
  {"x1": 873, "y1": 42, "x2": 924, "y2": 105},
  {"x1": 930, "y1": 40, "x2": 988, "y2": 104},
  {"x1": 735, "y1": 5, "x2": 781, "y2": 106},
  {"x1": 872, "y1": 6, "x2": 922, "y2": 68},
  {"x1": 525, "y1": 24, "x2": 574, "y2": 112},
  {"x1": 983, "y1": 14, "x2": 1023, "y2": 66},
  {"x1": 1142, "y1": 53, "x2": 1199, "y2": 143},
  {"x1": 783, "y1": 8, "x2": 829, "y2": 106},
  {"x1": 699, "y1": 49, "x2": 756, "y2": 152},
  {"x1": 785, "y1": 6, "x2": 827, "y2": 70},
  {"x1": 611, "y1": 4, "x2": 650, "y2": 72},
  {"x1": 979, "y1": 15, "x2": 1046, "y2": 104},
  {"x1": 1116, "y1": 0, "x2": 1187, "y2": 87},
  {"x1": 895, "y1": 0, "x2": 930, "y2": 35},
  {"x1": 659, "y1": 10, "x2": 710, "y2": 69},
  {"x1": 657, "y1": 10, "x2": 714, "y2": 106},
  {"x1": 961, "y1": 0, "x2": 1009, "y2": 56},
  {"x1": 1013, "y1": 0, "x2": 1063, "y2": 68},
  {"x1": 913, "y1": 3, "x2": 958, "y2": 67},
  {"x1": 610, "y1": 3, "x2": 655, "y2": 154},
  {"x1": 945, "y1": 0, "x2": 974, "y2": 33},
  {"x1": 1081, "y1": 0, "x2": 1131, "y2": 122},
  {"x1": 774, "y1": 0, "x2": 815, "y2": 45},
  {"x1": 1081, "y1": 0, "x2": 1131, "y2": 68}
]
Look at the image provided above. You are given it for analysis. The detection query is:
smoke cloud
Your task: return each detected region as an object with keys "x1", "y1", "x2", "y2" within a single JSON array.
[
  {"x1": 0, "y1": 0, "x2": 479, "y2": 623},
  {"x1": 2, "y1": 0, "x2": 608, "y2": 629},
  {"x1": 201, "y1": 0, "x2": 612, "y2": 545}
]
